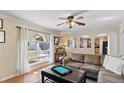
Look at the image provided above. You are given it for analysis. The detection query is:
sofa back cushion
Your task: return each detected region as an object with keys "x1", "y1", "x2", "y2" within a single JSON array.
[
  {"x1": 84, "y1": 54, "x2": 100, "y2": 65},
  {"x1": 70, "y1": 53, "x2": 84, "y2": 63}
]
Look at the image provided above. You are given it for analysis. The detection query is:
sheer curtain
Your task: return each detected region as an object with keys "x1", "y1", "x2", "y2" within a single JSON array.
[{"x1": 17, "y1": 27, "x2": 29, "y2": 75}]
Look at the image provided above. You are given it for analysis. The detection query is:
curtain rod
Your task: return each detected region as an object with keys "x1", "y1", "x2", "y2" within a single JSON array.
[{"x1": 16, "y1": 26, "x2": 51, "y2": 35}]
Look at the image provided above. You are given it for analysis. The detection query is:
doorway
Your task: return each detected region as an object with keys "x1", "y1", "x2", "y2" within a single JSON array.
[
  {"x1": 102, "y1": 41, "x2": 108, "y2": 55},
  {"x1": 95, "y1": 34, "x2": 108, "y2": 55}
]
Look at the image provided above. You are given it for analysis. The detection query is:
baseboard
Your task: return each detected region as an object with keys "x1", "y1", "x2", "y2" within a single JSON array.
[{"x1": 0, "y1": 74, "x2": 18, "y2": 82}]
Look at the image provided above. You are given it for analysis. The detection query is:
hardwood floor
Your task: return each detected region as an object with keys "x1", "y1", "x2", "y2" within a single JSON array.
[
  {"x1": 0, "y1": 63, "x2": 96, "y2": 83},
  {"x1": 1, "y1": 64, "x2": 52, "y2": 83}
]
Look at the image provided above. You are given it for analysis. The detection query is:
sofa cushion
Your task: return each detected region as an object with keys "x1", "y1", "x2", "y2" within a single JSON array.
[
  {"x1": 70, "y1": 53, "x2": 84, "y2": 63},
  {"x1": 66, "y1": 61, "x2": 83, "y2": 69},
  {"x1": 80, "y1": 64, "x2": 100, "y2": 74},
  {"x1": 84, "y1": 54, "x2": 100, "y2": 65},
  {"x1": 97, "y1": 70, "x2": 124, "y2": 83}
]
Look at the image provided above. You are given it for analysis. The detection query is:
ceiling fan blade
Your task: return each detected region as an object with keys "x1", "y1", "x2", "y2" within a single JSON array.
[
  {"x1": 74, "y1": 21, "x2": 86, "y2": 26},
  {"x1": 58, "y1": 17, "x2": 67, "y2": 20},
  {"x1": 76, "y1": 16, "x2": 84, "y2": 20},
  {"x1": 56, "y1": 22, "x2": 65, "y2": 26},
  {"x1": 71, "y1": 10, "x2": 87, "y2": 16}
]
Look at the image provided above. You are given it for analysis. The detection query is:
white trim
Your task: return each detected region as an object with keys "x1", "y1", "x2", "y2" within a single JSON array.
[{"x1": 0, "y1": 74, "x2": 18, "y2": 82}]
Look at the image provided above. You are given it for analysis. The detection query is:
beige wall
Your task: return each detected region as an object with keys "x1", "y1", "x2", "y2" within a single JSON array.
[
  {"x1": 60, "y1": 27, "x2": 120, "y2": 57},
  {"x1": 0, "y1": 16, "x2": 19, "y2": 80},
  {"x1": 0, "y1": 14, "x2": 52, "y2": 81},
  {"x1": 65, "y1": 35, "x2": 95, "y2": 56}
]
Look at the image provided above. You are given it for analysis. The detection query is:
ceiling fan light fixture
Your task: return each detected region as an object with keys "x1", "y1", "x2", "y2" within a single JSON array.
[
  {"x1": 71, "y1": 21, "x2": 75, "y2": 25},
  {"x1": 66, "y1": 21, "x2": 75, "y2": 29},
  {"x1": 57, "y1": 13, "x2": 86, "y2": 29},
  {"x1": 69, "y1": 25, "x2": 72, "y2": 29}
]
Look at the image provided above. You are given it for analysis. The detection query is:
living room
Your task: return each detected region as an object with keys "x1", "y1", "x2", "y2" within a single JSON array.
[
  {"x1": 0, "y1": 10, "x2": 124, "y2": 83},
  {"x1": 1, "y1": 0, "x2": 124, "y2": 92}
]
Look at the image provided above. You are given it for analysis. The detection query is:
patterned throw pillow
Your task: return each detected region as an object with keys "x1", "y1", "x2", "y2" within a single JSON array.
[{"x1": 103, "y1": 55, "x2": 124, "y2": 75}]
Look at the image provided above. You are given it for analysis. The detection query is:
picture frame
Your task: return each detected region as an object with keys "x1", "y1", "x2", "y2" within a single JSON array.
[
  {"x1": 0, "y1": 19, "x2": 3, "y2": 29},
  {"x1": 0, "y1": 30, "x2": 5, "y2": 43},
  {"x1": 67, "y1": 40, "x2": 73, "y2": 48},
  {"x1": 54, "y1": 37, "x2": 59, "y2": 45}
]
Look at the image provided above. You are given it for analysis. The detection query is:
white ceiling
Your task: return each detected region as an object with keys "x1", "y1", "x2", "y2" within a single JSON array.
[{"x1": 1, "y1": 10, "x2": 124, "y2": 32}]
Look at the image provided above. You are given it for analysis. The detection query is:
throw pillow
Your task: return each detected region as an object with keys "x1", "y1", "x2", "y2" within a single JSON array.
[{"x1": 103, "y1": 56, "x2": 124, "y2": 75}]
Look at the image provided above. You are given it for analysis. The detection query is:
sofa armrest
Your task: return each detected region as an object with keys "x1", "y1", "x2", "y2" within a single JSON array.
[{"x1": 62, "y1": 57, "x2": 71, "y2": 66}]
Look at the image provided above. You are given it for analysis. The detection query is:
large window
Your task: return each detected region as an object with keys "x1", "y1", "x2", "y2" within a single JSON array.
[{"x1": 27, "y1": 32, "x2": 50, "y2": 65}]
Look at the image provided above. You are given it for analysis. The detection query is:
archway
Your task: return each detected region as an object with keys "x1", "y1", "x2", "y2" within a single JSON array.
[{"x1": 94, "y1": 34, "x2": 108, "y2": 55}]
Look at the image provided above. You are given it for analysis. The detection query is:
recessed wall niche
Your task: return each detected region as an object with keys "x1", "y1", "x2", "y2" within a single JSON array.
[{"x1": 80, "y1": 35, "x2": 91, "y2": 48}]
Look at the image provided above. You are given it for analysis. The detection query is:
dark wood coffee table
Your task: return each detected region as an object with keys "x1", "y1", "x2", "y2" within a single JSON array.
[{"x1": 41, "y1": 65, "x2": 86, "y2": 83}]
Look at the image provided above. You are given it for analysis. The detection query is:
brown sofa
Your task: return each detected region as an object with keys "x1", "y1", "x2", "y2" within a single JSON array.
[{"x1": 63, "y1": 53, "x2": 124, "y2": 83}]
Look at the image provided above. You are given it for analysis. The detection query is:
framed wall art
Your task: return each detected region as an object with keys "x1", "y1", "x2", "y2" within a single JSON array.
[
  {"x1": 67, "y1": 40, "x2": 74, "y2": 48},
  {"x1": 0, "y1": 19, "x2": 3, "y2": 29},
  {"x1": 0, "y1": 30, "x2": 5, "y2": 43},
  {"x1": 54, "y1": 36, "x2": 59, "y2": 45}
]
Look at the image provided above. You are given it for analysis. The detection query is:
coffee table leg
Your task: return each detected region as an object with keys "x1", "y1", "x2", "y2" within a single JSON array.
[
  {"x1": 84, "y1": 73, "x2": 86, "y2": 83},
  {"x1": 84, "y1": 76, "x2": 86, "y2": 83},
  {"x1": 41, "y1": 72, "x2": 45, "y2": 83}
]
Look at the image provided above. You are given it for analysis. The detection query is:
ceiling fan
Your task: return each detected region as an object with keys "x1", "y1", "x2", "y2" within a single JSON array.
[{"x1": 57, "y1": 11, "x2": 86, "y2": 29}]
